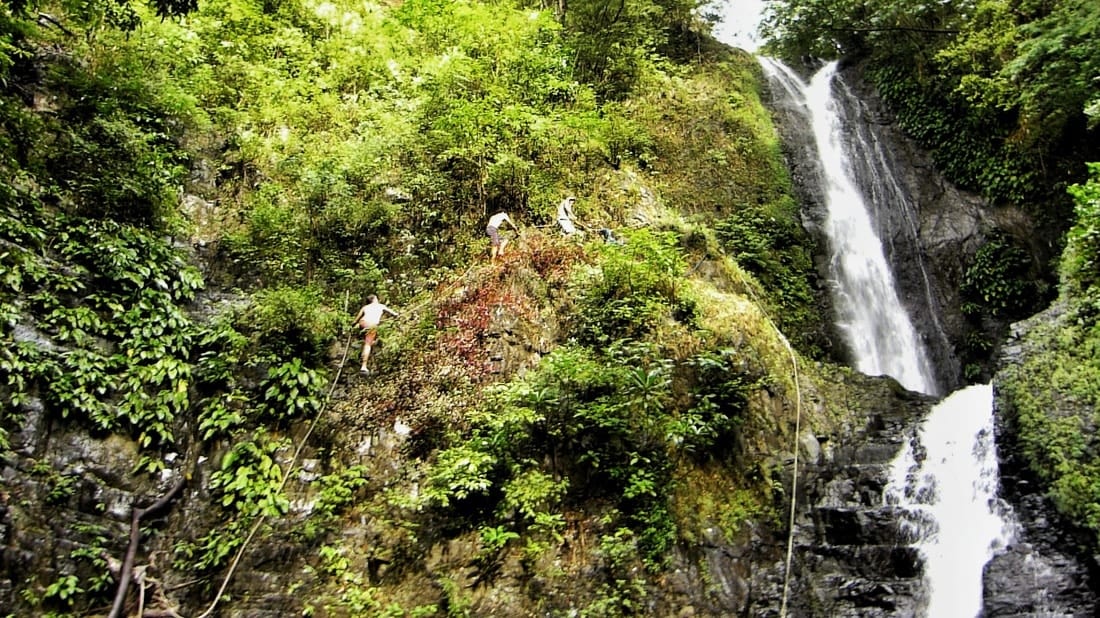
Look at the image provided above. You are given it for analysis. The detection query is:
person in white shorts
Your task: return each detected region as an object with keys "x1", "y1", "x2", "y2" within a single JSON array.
[{"x1": 351, "y1": 295, "x2": 399, "y2": 373}]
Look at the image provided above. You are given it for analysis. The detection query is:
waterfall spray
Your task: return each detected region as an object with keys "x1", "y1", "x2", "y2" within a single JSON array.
[{"x1": 757, "y1": 57, "x2": 1018, "y2": 616}]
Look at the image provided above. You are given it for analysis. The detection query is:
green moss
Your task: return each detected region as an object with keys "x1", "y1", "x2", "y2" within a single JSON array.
[
  {"x1": 999, "y1": 165, "x2": 1100, "y2": 545},
  {"x1": 0, "y1": 0, "x2": 876, "y2": 612}
]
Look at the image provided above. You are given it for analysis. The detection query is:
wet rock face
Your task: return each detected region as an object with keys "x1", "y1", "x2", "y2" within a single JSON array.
[
  {"x1": 829, "y1": 65, "x2": 976, "y2": 393},
  {"x1": 989, "y1": 311, "x2": 1100, "y2": 617},
  {"x1": 985, "y1": 466, "x2": 1100, "y2": 618},
  {"x1": 0, "y1": 417, "x2": 170, "y2": 615},
  {"x1": 766, "y1": 386, "x2": 933, "y2": 617},
  {"x1": 983, "y1": 527, "x2": 1099, "y2": 617},
  {"x1": 763, "y1": 58, "x2": 1038, "y2": 393},
  {"x1": 762, "y1": 59, "x2": 1097, "y2": 617}
]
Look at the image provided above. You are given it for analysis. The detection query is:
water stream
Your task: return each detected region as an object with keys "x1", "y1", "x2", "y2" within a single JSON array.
[
  {"x1": 759, "y1": 58, "x2": 938, "y2": 395},
  {"x1": 754, "y1": 57, "x2": 1018, "y2": 616},
  {"x1": 886, "y1": 384, "x2": 1018, "y2": 616}
]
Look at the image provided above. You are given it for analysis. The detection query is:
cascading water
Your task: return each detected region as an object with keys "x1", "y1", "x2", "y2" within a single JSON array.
[
  {"x1": 755, "y1": 57, "x2": 1019, "y2": 616},
  {"x1": 885, "y1": 384, "x2": 1017, "y2": 617},
  {"x1": 758, "y1": 58, "x2": 937, "y2": 395}
]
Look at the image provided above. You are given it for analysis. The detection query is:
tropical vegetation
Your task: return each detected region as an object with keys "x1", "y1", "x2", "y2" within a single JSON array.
[
  {"x1": 2, "y1": 0, "x2": 1100, "y2": 612},
  {"x1": 1, "y1": 0, "x2": 837, "y2": 613}
]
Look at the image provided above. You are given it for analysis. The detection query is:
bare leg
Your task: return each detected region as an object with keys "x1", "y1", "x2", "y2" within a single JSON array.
[
  {"x1": 361, "y1": 338, "x2": 371, "y2": 371},
  {"x1": 499, "y1": 238, "x2": 508, "y2": 257}
]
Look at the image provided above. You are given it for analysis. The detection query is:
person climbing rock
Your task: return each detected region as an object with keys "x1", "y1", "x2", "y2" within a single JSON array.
[
  {"x1": 598, "y1": 227, "x2": 623, "y2": 245},
  {"x1": 486, "y1": 211, "x2": 517, "y2": 262},
  {"x1": 352, "y1": 294, "x2": 399, "y2": 373},
  {"x1": 556, "y1": 196, "x2": 579, "y2": 236}
]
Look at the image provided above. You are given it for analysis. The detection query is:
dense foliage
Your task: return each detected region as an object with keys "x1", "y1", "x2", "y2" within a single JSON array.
[
  {"x1": 8, "y1": 0, "x2": 1098, "y2": 610},
  {"x1": 763, "y1": 0, "x2": 1100, "y2": 227},
  {"x1": 1, "y1": 0, "x2": 833, "y2": 614},
  {"x1": 1000, "y1": 164, "x2": 1100, "y2": 542},
  {"x1": 764, "y1": 0, "x2": 1100, "y2": 386}
]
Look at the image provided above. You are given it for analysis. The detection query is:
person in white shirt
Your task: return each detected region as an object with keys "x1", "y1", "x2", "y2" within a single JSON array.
[
  {"x1": 556, "y1": 196, "x2": 578, "y2": 236},
  {"x1": 351, "y1": 295, "x2": 399, "y2": 373},
  {"x1": 486, "y1": 211, "x2": 517, "y2": 262}
]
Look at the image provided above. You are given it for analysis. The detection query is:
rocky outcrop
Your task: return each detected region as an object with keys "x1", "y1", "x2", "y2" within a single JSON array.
[
  {"x1": 987, "y1": 306, "x2": 1100, "y2": 616},
  {"x1": 1, "y1": 396, "x2": 191, "y2": 617},
  {"x1": 765, "y1": 378, "x2": 933, "y2": 617},
  {"x1": 760, "y1": 58, "x2": 1098, "y2": 616}
]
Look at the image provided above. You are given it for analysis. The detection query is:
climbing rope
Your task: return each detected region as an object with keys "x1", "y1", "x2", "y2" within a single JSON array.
[
  {"x1": 727, "y1": 263, "x2": 803, "y2": 618},
  {"x1": 194, "y1": 233, "x2": 571, "y2": 614},
  {"x1": 195, "y1": 294, "x2": 356, "y2": 618},
  {"x1": 777, "y1": 332, "x2": 802, "y2": 618},
  {"x1": 195, "y1": 269, "x2": 478, "y2": 616}
]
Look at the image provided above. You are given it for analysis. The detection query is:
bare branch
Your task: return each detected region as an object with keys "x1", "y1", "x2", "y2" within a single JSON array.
[
  {"x1": 36, "y1": 13, "x2": 75, "y2": 36},
  {"x1": 107, "y1": 476, "x2": 187, "y2": 618},
  {"x1": 827, "y1": 25, "x2": 960, "y2": 35}
]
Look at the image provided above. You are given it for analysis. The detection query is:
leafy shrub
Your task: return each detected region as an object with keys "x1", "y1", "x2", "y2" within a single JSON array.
[
  {"x1": 209, "y1": 431, "x2": 291, "y2": 518},
  {"x1": 1063, "y1": 163, "x2": 1100, "y2": 306},
  {"x1": 570, "y1": 229, "x2": 690, "y2": 345},
  {"x1": 999, "y1": 166, "x2": 1100, "y2": 546},
  {"x1": 476, "y1": 524, "x2": 520, "y2": 566},
  {"x1": 298, "y1": 465, "x2": 370, "y2": 541},
  {"x1": 583, "y1": 527, "x2": 650, "y2": 615},
  {"x1": 226, "y1": 186, "x2": 308, "y2": 284},
  {"x1": 670, "y1": 348, "x2": 755, "y2": 455},
  {"x1": 36, "y1": 45, "x2": 197, "y2": 229},
  {"x1": 423, "y1": 443, "x2": 499, "y2": 509},
  {"x1": 435, "y1": 343, "x2": 681, "y2": 566},
  {"x1": 258, "y1": 357, "x2": 326, "y2": 421},
  {"x1": 245, "y1": 286, "x2": 341, "y2": 361},
  {"x1": 714, "y1": 205, "x2": 819, "y2": 354},
  {"x1": 500, "y1": 468, "x2": 569, "y2": 523},
  {"x1": 961, "y1": 233, "x2": 1041, "y2": 319}
]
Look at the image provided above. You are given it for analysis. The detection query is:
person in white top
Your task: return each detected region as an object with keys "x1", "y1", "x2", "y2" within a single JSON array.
[
  {"x1": 556, "y1": 196, "x2": 578, "y2": 236},
  {"x1": 486, "y1": 211, "x2": 517, "y2": 262},
  {"x1": 351, "y1": 295, "x2": 399, "y2": 373}
]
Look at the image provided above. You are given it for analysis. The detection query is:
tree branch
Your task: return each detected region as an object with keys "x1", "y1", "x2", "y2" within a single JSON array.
[
  {"x1": 828, "y1": 25, "x2": 960, "y2": 35},
  {"x1": 36, "y1": 12, "x2": 75, "y2": 36},
  {"x1": 107, "y1": 476, "x2": 187, "y2": 618}
]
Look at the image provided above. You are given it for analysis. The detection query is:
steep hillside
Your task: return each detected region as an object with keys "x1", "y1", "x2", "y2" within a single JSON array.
[{"x1": 0, "y1": 0, "x2": 914, "y2": 615}]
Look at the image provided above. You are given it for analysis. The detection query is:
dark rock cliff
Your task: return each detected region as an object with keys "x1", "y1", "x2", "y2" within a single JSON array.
[
  {"x1": 762, "y1": 57, "x2": 1047, "y2": 394},
  {"x1": 755, "y1": 378, "x2": 933, "y2": 617},
  {"x1": 759, "y1": 56, "x2": 1099, "y2": 616}
]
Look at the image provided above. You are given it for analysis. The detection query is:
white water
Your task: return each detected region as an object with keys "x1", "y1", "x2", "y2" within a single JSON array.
[
  {"x1": 755, "y1": 56, "x2": 1019, "y2": 616},
  {"x1": 757, "y1": 58, "x2": 938, "y2": 395},
  {"x1": 885, "y1": 384, "x2": 1017, "y2": 616}
]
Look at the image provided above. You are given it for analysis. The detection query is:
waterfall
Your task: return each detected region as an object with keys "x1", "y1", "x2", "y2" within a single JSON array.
[
  {"x1": 757, "y1": 57, "x2": 1019, "y2": 616},
  {"x1": 885, "y1": 384, "x2": 1017, "y2": 616},
  {"x1": 758, "y1": 58, "x2": 938, "y2": 395}
]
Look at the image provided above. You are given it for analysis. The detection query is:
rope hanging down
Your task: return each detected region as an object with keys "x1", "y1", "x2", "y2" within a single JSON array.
[
  {"x1": 196, "y1": 266, "x2": 479, "y2": 615},
  {"x1": 777, "y1": 331, "x2": 802, "y2": 618},
  {"x1": 195, "y1": 294, "x2": 356, "y2": 618},
  {"x1": 194, "y1": 279, "x2": 455, "y2": 615},
  {"x1": 729, "y1": 264, "x2": 802, "y2": 618},
  {"x1": 192, "y1": 260, "x2": 803, "y2": 615}
]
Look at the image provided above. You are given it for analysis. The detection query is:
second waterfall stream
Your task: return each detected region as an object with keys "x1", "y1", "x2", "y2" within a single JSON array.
[{"x1": 757, "y1": 57, "x2": 1018, "y2": 616}]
